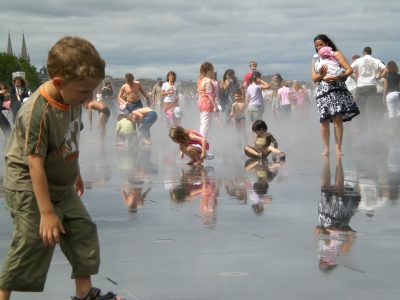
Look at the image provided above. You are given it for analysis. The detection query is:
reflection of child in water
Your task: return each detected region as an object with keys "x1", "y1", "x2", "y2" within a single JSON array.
[
  {"x1": 170, "y1": 167, "x2": 205, "y2": 203},
  {"x1": 121, "y1": 185, "x2": 151, "y2": 214},
  {"x1": 245, "y1": 158, "x2": 281, "y2": 215}
]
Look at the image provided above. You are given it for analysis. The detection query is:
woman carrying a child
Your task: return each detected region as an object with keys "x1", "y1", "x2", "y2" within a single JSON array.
[{"x1": 311, "y1": 34, "x2": 359, "y2": 156}]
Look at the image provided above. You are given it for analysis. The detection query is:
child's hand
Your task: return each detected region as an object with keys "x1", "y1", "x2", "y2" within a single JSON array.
[
  {"x1": 40, "y1": 212, "x2": 65, "y2": 247},
  {"x1": 200, "y1": 153, "x2": 206, "y2": 159},
  {"x1": 89, "y1": 126, "x2": 92, "y2": 131},
  {"x1": 74, "y1": 173, "x2": 84, "y2": 197},
  {"x1": 180, "y1": 151, "x2": 184, "y2": 158}
]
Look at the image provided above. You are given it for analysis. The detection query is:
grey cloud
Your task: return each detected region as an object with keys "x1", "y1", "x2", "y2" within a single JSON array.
[{"x1": 1, "y1": 0, "x2": 400, "y2": 82}]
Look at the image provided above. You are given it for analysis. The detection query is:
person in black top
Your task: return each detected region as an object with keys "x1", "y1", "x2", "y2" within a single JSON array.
[
  {"x1": 0, "y1": 86, "x2": 12, "y2": 140},
  {"x1": 383, "y1": 61, "x2": 400, "y2": 132},
  {"x1": 10, "y1": 76, "x2": 30, "y2": 124}
]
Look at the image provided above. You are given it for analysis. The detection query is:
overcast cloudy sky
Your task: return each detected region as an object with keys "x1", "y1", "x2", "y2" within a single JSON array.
[{"x1": 2, "y1": 0, "x2": 399, "y2": 82}]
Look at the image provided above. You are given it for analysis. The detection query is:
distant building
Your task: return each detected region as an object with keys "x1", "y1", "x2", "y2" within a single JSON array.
[
  {"x1": 5, "y1": 32, "x2": 30, "y2": 63},
  {"x1": 37, "y1": 66, "x2": 50, "y2": 83}
]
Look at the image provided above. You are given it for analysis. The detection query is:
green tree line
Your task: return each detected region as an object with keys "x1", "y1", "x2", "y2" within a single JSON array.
[{"x1": 0, "y1": 52, "x2": 41, "y2": 91}]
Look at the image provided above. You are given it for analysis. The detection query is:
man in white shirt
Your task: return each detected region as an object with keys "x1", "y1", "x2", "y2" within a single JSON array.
[{"x1": 351, "y1": 47, "x2": 387, "y2": 125}]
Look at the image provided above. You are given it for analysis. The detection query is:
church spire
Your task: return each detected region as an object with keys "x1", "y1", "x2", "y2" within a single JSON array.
[
  {"x1": 7, "y1": 31, "x2": 13, "y2": 55},
  {"x1": 20, "y1": 32, "x2": 30, "y2": 63}
]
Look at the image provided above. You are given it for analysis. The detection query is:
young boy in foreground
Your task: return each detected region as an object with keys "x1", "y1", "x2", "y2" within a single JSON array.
[
  {"x1": 244, "y1": 120, "x2": 286, "y2": 160},
  {"x1": 0, "y1": 36, "x2": 122, "y2": 300}
]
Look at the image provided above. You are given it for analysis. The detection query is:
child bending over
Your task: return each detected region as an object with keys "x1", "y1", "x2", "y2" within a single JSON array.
[
  {"x1": 116, "y1": 113, "x2": 136, "y2": 146},
  {"x1": 227, "y1": 89, "x2": 247, "y2": 145},
  {"x1": 169, "y1": 125, "x2": 214, "y2": 165},
  {"x1": 244, "y1": 120, "x2": 286, "y2": 160},
  {"x1": 82, "y1": 99, "x2": 110, "y2": 143}
]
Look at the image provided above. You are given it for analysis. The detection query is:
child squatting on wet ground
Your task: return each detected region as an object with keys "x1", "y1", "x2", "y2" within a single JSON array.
[
  {"x1": 244, "y1": 120, "x2": 286, "y2": 160},
  {"x1": 169, "y1": 125, "x2": 214, "y2": 165},
  {"x1": 116, "y1": 113, "x2": 136, "y2": 146},
  {"x1": 0, "y1": 37, "x2": 123, "y2": 300}
]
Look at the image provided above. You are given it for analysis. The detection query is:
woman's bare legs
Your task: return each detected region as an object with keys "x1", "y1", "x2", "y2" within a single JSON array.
[
  {"x1": 320, "y1": 119, "x2": 330, "y2": 156},
  {"x1": 332, "y1": 114, "x2": 343, "y2": 156},
  {"x1": 98, "y1": 113, "x2": 109, "y2": 143}
]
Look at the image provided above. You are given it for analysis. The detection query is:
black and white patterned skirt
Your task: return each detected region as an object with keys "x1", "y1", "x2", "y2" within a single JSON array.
[{"x1": 316, "y1": 79, "x2": 360, "y2": 123}]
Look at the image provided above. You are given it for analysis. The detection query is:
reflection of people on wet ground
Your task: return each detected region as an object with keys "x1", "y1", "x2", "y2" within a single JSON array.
[
  {"x1": 89, "y1": 147, "x2": 112, "y2": 187},
  {"x1": 169, "y1": 125, "x2": 214, "y2": 165},
  {"x1": 315, "y1": 157, "x2": 360, "y2": 272},
  {"x1": 116, "y1": 114, "x2": 136, "y2": 146},
  {"x1": 170, "y1": 167, "x2": 206, "y2": 203},
  {"x1": 245, "y1": 158, "x2": 282, "y2": 214},
  {"x1": 225, "y1": 173, "x2": 247, "y2": 204},
  {"x1": 244, "y1": 120, "x2": 285, "y2": 160},
  {"x1": 129, "y1": 107, "x2": 158, "y2": 145},
  {"x1": 121, "y1": 182, "x2": 151, "y2": 214},
  {"x1": 82, "y1": 99, "x2": 110, "y2": 143},
  {"x1": 169, "y1": 166, "x2": 218, "y2": 226}
]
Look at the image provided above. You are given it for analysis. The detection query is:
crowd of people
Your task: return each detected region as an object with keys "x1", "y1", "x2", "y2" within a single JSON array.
[{"x1": 1, "y1": 33, "x2": 400, "y2": 300}]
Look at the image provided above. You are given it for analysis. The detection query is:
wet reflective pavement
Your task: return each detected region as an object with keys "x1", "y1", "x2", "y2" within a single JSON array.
[{"x1": 1, "y1": 108, "x2": 400, "y2": 299}]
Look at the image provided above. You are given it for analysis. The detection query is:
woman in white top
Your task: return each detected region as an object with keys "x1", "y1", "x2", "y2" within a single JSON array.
[{"x1": 162, "y1": 71, "x2": 180, "y2": 127}]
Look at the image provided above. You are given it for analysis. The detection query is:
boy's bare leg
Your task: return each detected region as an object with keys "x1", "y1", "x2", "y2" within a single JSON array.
[
  {"x1": 75, "y1": 276, "x2": 122, "y2": 300},
  {"x1": 244, "y1": 146, "x2": 261, "y2": 158},
  {"x1": 234, "y1": 122, "x2": 241, "y2": 145},
  {"x1": 0, "y1": 289, "x2": 11, "y2": 300},
  {"x1": 320, "y1": 119, "x2": 330, "y2": 156},
  {"x1": 332, "y1": 114, "x2": 343, "y2": 156}
]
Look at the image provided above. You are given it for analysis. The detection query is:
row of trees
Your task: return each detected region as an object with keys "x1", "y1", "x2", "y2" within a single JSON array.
[{"x1": 0, "y1": 52, "x2": 41, "y2": 91}]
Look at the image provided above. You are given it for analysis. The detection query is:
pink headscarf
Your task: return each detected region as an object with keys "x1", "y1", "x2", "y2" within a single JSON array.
[{"x1": 318, "y1": 46, "x2": 337, "y2": 61}]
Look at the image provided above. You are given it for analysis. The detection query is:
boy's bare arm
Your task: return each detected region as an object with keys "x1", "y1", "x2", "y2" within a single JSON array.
[
  {"x1": 139, "y1": 83, "x2": 150, "y2": 106},
  {"x1": 28, "y1": 154, "x2": 65, "y2": 247},
  {"x1": 115, "y1": 130, "x2": 120, "y2": 144},
  {"x1": 132, "y1": 111, "x2": 144, "y2": 126},
  {"x1": 227, "y1": 103, "x2": 234, "y2": 122},
  {"x1": 118, "y1": 86, "x2": 127, "y2": 104},
  {"x1": 88, "y1": 104, "x2": 93, "y2": 130}
]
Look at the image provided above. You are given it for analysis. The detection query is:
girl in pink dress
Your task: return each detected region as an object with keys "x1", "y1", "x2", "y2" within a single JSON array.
[{"x1": 169, "y1": 125, "x2": 214, "y2": 165}]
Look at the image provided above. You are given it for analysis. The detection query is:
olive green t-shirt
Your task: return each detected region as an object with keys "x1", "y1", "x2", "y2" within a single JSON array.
[
  {"x1": 3, "y1": 85, "x2": 82, "y2": 201},
  {"x1": 254, "y1": 132, "x2": 277, "y2": 151},
  {"x1": 270, "y1": 81, "x2": 282, "y2": 98},
  {"x1": 152, "y1": 84, "x2": 162, "y2": 102}
]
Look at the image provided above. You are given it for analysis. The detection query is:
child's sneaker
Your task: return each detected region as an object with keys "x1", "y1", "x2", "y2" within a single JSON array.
[
  {"x1": 204, "y1": 166, "x2": 214, "y2": 175},
  {"x1": 205, "y1": 153, "x2": 214, "y2": 160}
]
